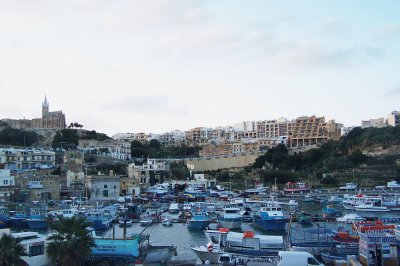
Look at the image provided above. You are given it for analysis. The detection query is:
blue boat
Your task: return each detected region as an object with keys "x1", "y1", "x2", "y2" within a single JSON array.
[
  {"x1": 322, "y1": 205, "x2": 341, "y2": 219},
  {"x1": 0, "y1": 206, "x2": 10, "y2": 229},
  {"x1": 126, "y1": 204, "x2": 142, "y2": 219},
  {"x1": 10, "y1": 205, "x2": 29, "y2": 228},
  {"x1": 254, "y1": 202, "x2": 286, "y2": 231},
  {"x1": 188, "y1": 202, "x2": 211, "y2": 230},
  {"x1": 218, "y1": 207, "x2": 242, "y2": 229},
  {"x1": 86, "y1": 209, "x2": 114, "y2": 230},
  {"x1": 26, "y1": 206, "x2": 48, "y2": 230}
]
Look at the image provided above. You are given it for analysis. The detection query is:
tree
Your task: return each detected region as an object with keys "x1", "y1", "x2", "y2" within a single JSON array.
[
  {"x1": 46, "y1": 216, "x2": 96, "y2": 266},
  {"x1": 0, "y1": 233, "x2": 27, "y2": 266}
]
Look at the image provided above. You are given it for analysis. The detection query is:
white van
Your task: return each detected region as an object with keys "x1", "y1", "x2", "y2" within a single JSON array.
[{"x1": 277, "y1": 251, "x2": 324, "y2": 266}]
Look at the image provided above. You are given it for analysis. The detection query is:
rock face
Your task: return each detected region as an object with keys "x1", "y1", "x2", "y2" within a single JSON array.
[
  {"x1": 28, "y1": 128, "x2": 58, "y2": 146},
  {"x1": 362, "y1": 144, "x2": 400, "y2": 157}
]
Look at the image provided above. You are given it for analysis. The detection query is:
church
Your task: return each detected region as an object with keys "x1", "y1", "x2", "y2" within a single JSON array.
[{"x1": 1, "y1": 96, "x2": 66, "y2": 129}]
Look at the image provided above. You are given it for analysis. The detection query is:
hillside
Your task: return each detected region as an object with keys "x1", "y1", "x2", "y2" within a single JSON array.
[{"x1": 252, "y1": 126, "x2": 400, "y2": 187}]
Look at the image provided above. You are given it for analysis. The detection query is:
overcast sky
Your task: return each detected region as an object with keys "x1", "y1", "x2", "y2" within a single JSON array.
[{"x1": 1, "y1": 0, "x2": 399, "y2": 136}]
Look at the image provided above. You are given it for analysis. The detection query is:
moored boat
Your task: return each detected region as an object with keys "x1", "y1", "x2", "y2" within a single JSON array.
[
  {"x1": 254, "y1": 202, "x2": 286, "y2": 231},
  {"x1": 218, "y1": 207, "x2": 242, "y2": 229},
  {"x1": 336, "y1": 213, "x2": 365, "y2": 224},
  {"x1": 284, "y1": 182, "x2": 310, "y2": 194}
]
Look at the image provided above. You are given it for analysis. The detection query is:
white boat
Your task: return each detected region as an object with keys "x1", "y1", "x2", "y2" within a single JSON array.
[
  {"x1": 244, "y1": 185, "x2": 269, "y2": 195},
  {"x1": 279, "y1": 200, "x2": 299, "y2": 206},
  {"x1": 139, "y1": 216, "x2": 153, "y2": 226},
  {"x1": 336, "y1": 213, "x2": 365, "y2": 223},
  {"x1": 207, "y1": 202, "x2": 216, "y2": 213},
  {"x1": 118, "y1": 218, "x2": 133, "y2": 227},
  {"x1": 387, "y1": 181, "x2": 400, "y2": 189},
  {"x1": 162, "y1": 216, "x2": 173, "y2": 226},
  {"x1": 168, "y1": 203, "x2": 180, "y2": 214},
  {"x1": 48, "y1": 208, "x2": 79, "y2": 218},
  {"x1": 355, "y1": 201, "x2": 390, "y2": 212},
  {"x1": 342, "y1": 194, "x2": 383, "y2": 210},
  {"x1": 339, "y1": 183, "x2": 357, "y2": 190},
  {"x1": 191, "y1": 229, "x2": 283, "y2": 265}
]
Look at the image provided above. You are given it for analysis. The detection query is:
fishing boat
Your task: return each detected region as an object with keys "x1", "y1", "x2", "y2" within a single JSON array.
[
  {"x1": 297, "y1": 211, "x2": 312, "y2": 226},
  {"x1": 190, "y1": 228, "x2": 283, "y2": 265},
  {"x1": 85, "y1": 209, "x2": 114, "y2": 230},
  {"x1": 355, "y1": 200, "x2": 389, "y2": 212},
  {"x1": 126, "y1": 204, "x2": 142, "y2": 219},
  {"x1": 341, "y1": 194, "x2": 382, "y2": 210},
  {"x1": 207, "y1": 202, "x2": 216, "y2": 213},
  {"x1": 336, "y1": 213, "x2": 365, "y2": 224},
  {"x1": 244, "y1": 184, "x2": 269, "y2": 195},
  {"x1": 284, "y1": 182, "x2": 310, "y2": 194},
  {"x1": 322, "y1": 205, "x2": 341, "y2": 219},
  {"x1": 217, "y1": 207, "x2": 242, "y2": 229},
  {"x1": 327, "y1": 195, "x2": 342, "y2": 204},
  {"x1": 48, "y1": 208, "x2": 79, "y2": 219},
  {"x1": 188, "y1": 211, "x2": 211, "y2": 230},
  {"x1": 26, "y1": 206, "x2": 48, "y2": 230},
  {"x1": 254, "y1": 201, "x2": 286, "y2": 231},
  {"x1": 339, "y1": 182, "x2": 357, "y2": 190},
  {"x1": 9, "y1": 205, "x2": 29, "y2": 228},
  {"x1": 302, "y1": 193, "x2": 314, "y2": 203},
  {"x1": 387, "y1": 180, "x2": 400, "y2": 189},
  {"x1": 280, "y1": 199, "x2": 299, "y2": 206}
]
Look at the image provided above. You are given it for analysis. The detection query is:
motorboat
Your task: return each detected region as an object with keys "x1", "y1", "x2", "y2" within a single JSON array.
[
  {"x1": 355, "y1": 201, "x2": 390, "y2": 212},
  {"x1": 139, "y1": 216, "x2": 153, "y2": 226},
  {"x1": 339, "y1": 183, "x2": 357, "y2": 190},
  {"x1": 168, "y1": 203, "x2": 180, "y2": 214},
  {"x1": 284, "y1": 182, "x2": 310, "y2": 194},
  {"x1": 322, "y1": 205, "x2": 341, "y2": 219},
  {"x1": 254, "y1": 202, "x2": 286, "y2": 231},
  {"x1": 191, "y1": 229, "x2": 283, "y2": 265},
  {"x1": 217, "y1": 207, "x2": 242, "y2": 229},
  {"x1": 342, "y1": 194, "x2": 383, "y2": 210},
  {"x1": 387, "y1": 181, "x2": 400, "y2": 189},
  {"x1": 280, "y1": 199, "x2": 299, "y2": 206},
  {"x1": 336, "y1": 213, "x2": 365, "y2": 223},
  {"x1": 162, "y1": 216, "x2": 173, "y2": 226}
]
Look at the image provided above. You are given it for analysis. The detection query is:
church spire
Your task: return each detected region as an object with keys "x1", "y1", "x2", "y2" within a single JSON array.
[{"x1": 42, "y1": 95, "x2": 49, "y2": 118}]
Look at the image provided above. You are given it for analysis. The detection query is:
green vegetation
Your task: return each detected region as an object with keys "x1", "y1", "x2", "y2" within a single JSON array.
[
  {"x1": 253, "y1": 126, "x2": 400, "y2": 186},
  {"x1": 0, "y1": 127, "x2": 39, "y2": 146},
  {"x1": 46, "y1": 216, "x2": 95, "y2": 266},
  {"x1": 52, "y1": 129, "x2": 79, "y2": 149},
  {"x1": 170, "y1": 162, "x2": 190, "y2": 180},
  {"x1": 0, "y1": 233, "x2": 27, "y2": 266},
  {"x1": 131, "y1": 139, "x2": 200, "y2": 158},
  {"x1": 80, "y1": 130, "x2": 111, "y2": 141}
]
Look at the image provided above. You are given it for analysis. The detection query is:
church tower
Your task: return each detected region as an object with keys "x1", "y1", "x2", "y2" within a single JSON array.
[{"x1": 42, "y1": 95, "x2": 49, "y2": 118}]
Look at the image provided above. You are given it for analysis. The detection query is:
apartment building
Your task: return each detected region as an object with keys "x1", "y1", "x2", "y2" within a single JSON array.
[
  {"x1": 388, "y1": 111, "x2": 400, "y2": 127},
  {"x1": 185, "y1": 127, "x2": 213, "y2": 146},
  {"x1": 288, "y1": 116, "x2": 329, "y2": 147},
  {"x1": 361, "y1": 118, "x2": 386, "y2": 128},
  {"x1": 158, "y1": 130, "x2": 186, "y2": 145},
  {"x1": 256, "y1": 118, "x2": 289, "y2": 138},
  {"x1": 0, "y1": 148, "x2": 55, "y2": 171},
  {"x1": 0, "y1": 169, "x2": 15, "y2": 202},
  {"x1": 128, "y1": 159, "x2": 170, "y2": 185},
  {"x1": 78, "y1": 139, "x2": 131, "y2": 160}
]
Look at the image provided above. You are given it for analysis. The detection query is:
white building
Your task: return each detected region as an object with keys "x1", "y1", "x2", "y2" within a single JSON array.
[
  {"x1": 0, "y1": 169, "x2": 14, "y2": 202},
  {"x1": 128, "y1": 159, "x2": 170, "y2": 185},
  {"x1": 0, "y1": 148, "x2": 55, "y2": 171},
  {"x1": 361, "y1": 118, "x2": 386, "y2": 128},
  {"x1": 159, "y1": 130, "x2": 186, "y2": 145},
  {"x1": 388, "y1": 111, "x2": 400, "y2": 127},
  {"x1": 85, "y1": 175, "x2": 120, "y2": 202}
]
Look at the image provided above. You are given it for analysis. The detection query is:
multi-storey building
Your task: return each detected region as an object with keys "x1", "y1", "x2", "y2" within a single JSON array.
[
  {"x1": 288, "y1": 116, "x2": 328, "y2": 147},
  {"x1": 1, "y1": 96, "x2": 66, "y2": 129},
  {"x1": 78, "y1": 139, "x2": 131, "y2": 160},
  {"x1": 185, "y1": 127, "x2": 213, "y2": 146},
  {"x1": 361, "y1": 118, "x2": 386, "y2": 128},
  {"x1": 14, "y1": 173, "x2": 60, "y2": 202},
  {"x1": 84, "y1": 174, "x2": 120, "y2": 202},
  {"x1": 158, "y1": 130, "x2": 186, "y2": 145},
  {"x1": 0, "y1": 148, "x2": 55, "y2": 171},
  {"x1": 256, "y1": 118, "x2": 289, "y2": 138},
  {"x1": 387, "y1": 111, "x2": 400, "y2": 127},
  {"x1": 128, "y1": 159, "x2": 170, "y2": 185},
  {"x1": 0, "y1": 169, "x2": 15, "y2": 202}
]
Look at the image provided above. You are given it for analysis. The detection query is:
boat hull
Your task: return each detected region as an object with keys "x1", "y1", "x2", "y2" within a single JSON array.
[
  {"x1": 254, "y1": 218, "x2": 286, "y2": 231},
  {"x1": 355, "y1": 207, "x2": 389, "y2": 212},
  {"x1": 10, "y1": 217, "x2": 27, "y2": 228},
  {"x1": 26, "y1": 219, "x2": 48, "y2": 230},
  {"x1": 188, "y1": 219, "x2": 211, "y2": 230},
  {"x1": 218, "y1": 218, "x2": 242, "y2": 229}
]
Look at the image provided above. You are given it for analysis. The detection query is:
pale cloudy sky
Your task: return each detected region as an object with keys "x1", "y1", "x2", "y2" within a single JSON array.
[{"x1": 1, "y1": 0, "x2": 399, "y2": 136}]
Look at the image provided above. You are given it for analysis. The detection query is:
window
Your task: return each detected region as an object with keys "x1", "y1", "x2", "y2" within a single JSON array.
[
  {"x1": 103, "y1": 190, "x2": 108, "y2": 197},
  {"x1": 3, "y1": 180, "x2": 8, "y2": 185},
  {"x1": 104, "y1": 184, "x2": 108, "y2": 188},
  {"x1": 113, "y1": 185, "x2": 116, "y2": 189},
  {"x1": 29, "y1": 243, "x2": 44, "y2": 257}
]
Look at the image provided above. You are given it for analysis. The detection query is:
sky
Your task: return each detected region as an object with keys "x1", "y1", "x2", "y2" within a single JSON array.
[{"x1": 0, "y1": 0, "x2": 399, "y2": 136}]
